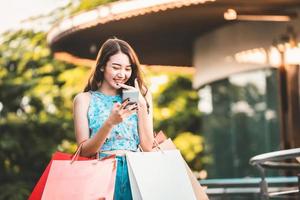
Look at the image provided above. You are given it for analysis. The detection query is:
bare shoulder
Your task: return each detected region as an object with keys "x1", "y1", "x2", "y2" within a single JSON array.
[{"x1": 73, "y1": 92, "x2": 91, "y2": 106}]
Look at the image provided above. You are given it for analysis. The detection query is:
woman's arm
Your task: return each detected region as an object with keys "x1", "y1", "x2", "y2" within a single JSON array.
[
  {"x1": 73, "y1": 92, "x2": 113, "y2": 157},
  {"x1": 137, "y1": 91, "x2": 154, "y2": 151},
  {"x1": 118, "y1": 80, "x2": 154, "y2": 151}
]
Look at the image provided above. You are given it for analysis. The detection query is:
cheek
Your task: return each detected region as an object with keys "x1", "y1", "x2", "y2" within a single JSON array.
[
  {"x1": 126, "y1": 71, "x2": 132, "y2": 79},
  {"x1": 107, "y1": 70, "x2": 117, "y2": 78}
]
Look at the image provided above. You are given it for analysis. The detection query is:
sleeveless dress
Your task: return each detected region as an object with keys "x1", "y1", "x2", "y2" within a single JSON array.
[{"x1": 87, "y1": 90, "x2": 139, "y2": 200}]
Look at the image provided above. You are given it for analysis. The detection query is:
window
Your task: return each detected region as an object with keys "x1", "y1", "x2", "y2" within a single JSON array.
[{"x1": 199, "y1": 68, "x2": 280, "y2": 178}]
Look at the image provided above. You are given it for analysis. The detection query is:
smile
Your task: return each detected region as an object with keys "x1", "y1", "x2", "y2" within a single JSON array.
[{"x1": 114, "y1": 79, "x2": 126, "y2": 84}]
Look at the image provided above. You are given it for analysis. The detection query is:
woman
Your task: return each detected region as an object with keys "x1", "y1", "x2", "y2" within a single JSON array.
[{"x1": 73, "y1": 38, "x2": 154, "y2": 199}]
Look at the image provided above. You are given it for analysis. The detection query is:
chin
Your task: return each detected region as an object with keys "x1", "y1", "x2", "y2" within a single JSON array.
[{"x1": 112, "y1": 82, "x2": 122, "y2": 89}]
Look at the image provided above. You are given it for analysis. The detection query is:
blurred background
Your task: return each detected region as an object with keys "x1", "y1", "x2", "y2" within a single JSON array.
[{"x1": 1, "y1": 0, "x2": 300, "y2": 199}]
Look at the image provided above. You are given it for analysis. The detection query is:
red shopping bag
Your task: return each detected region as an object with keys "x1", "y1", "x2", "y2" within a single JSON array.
[{"x1": 29, "y1": 151, "x2": 92, "y2": 200}]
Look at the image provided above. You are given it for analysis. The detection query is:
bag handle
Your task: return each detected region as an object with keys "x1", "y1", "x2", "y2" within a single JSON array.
[
  {"x1": 71, "y1": 140, "x2": 116, "y2": 163},
  {"x1": 152, "y1": 130, "x2": 166, "y2": 151},
  {"x1": 139, "y1": 138, "x2": 164, "y2": 153},
  {"x1": 71, "y1": 140, "x2": 87, "y2": 163}
]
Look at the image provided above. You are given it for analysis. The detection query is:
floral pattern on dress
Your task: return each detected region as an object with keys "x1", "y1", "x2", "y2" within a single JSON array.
[{"x1": 87, "y1": 91, "x2": 140, "y2": 151}]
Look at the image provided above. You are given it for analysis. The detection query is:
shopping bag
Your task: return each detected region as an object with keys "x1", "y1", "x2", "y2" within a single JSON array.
[
  {"x1": 152, "y1": 130, "x2": 167, "y2": 148},
  {"x1": 152, "y1": 131, "x2": 209, "y2": 200},
  {"x1": 126, "y1": 150, "x2": 196, "y2": 200},
  {"x1": 41, "y1": 156, "x2": 117, "y2": 200},
  {"x1": 29, "y1": 151, "x2": 92, "y2": 200}
]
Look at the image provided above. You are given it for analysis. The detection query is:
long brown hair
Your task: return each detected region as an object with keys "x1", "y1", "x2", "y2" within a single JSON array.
[{"x1": 83, "y1": 38, "x2": 148, "y2": 97}]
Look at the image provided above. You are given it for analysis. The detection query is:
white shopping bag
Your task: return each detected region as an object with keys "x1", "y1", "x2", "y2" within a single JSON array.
[
  {"x1": 153, "y1": 138, "x2": 209, "y2": 200},
  {"x1": 126, "y1": 150, "x2": 197, "y2": 200}
]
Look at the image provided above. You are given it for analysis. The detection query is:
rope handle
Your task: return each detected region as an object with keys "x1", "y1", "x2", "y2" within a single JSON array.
[
  {"x1": 71, "y1": 140, "x2": 116, "y2": 163},
  {"x1": 138, "y1": 138, "x2": 163, "y2": 153},
  {"x1": 71, "y1": 140, "x2": 87, "y2": 163}
]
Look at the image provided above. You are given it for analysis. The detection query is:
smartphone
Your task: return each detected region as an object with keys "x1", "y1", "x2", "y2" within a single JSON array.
[{"x1": 122, "y1": 89, "x2": 139, "y2": 106}]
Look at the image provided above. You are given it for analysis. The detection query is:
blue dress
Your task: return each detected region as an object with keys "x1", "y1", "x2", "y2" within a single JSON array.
[{"x1": 88, "y1": 90, "x2": 139, "y2": 200}]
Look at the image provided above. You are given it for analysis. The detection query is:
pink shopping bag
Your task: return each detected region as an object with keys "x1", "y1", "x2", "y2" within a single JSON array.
[
  {"x1": 41, "y1": 155, "x2": 117, "y2": 200},
  {"x1": 29, "y1": 151, "x2": 93, "y2": 200}
]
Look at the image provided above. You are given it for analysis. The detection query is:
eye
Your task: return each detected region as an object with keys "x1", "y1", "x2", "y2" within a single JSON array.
[
  {"x1": 112, "y1": 66, "x2": 120, "y2": 70},
  {"x1": 126, "y1": 67, "x2": 132, "y2": 71}
]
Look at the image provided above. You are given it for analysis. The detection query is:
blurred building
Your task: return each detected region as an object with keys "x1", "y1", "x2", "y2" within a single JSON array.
[{"x1": 48, "y1": 0, "x2": 300, "y2": 182}]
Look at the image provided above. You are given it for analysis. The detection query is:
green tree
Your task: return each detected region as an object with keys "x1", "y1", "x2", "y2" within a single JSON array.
[
  {"x1": 72, "y1": 0, "x2": 119, "y2": 13},
  {"x1": 0, "y1": 1, "x2": 117, "y2": 198},
  {"x1": 0, "y1": 30, "x2": 88, "y2": 199},
  {"x1": 149, "y1": 73, "x2": 206, "y2": 171}
]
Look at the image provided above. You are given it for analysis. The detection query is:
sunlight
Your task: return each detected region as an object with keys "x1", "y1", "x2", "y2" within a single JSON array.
[
  {"x1": 285, "y1": 45, "x2": 300, "y2": 65},
  {"x1": 149, "y1": 75, "x2": 169, "y2": 93},
  {"x1": 234, "y1": 48, "x2": 267, "y2": 65},
  {"x1": 198, "y1": 85, "x2": 213, "y2": 114},
  {"x1": 0, "y1": 102, "x2": 3, "y2": 112}
]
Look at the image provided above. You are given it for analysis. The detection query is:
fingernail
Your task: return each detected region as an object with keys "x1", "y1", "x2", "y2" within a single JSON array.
[{"x1": 122, "y1": 98, "x2": 129, "y2": 103}]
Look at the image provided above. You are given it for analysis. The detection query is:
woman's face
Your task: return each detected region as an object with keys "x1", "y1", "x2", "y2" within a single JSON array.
[{"x1": 102, "y1": 52, "x2": 132, "y2": 90}]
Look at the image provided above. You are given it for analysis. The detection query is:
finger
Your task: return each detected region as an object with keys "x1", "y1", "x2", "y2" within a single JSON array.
[
  {"x1": 126, "y1": 103, "x2": 138, "y2": 110},
  {"x1": 117, "y1": 83, "x2": 135, "y2": 90},
  {"x1": 134, "y1": 78, "x2": 140, "y2": 90},
  {"x1": 119, "y1": 104, "x2": 135, "y2": 115},
  {"x1": 113, "y1": 102, "x2": 121, "y2": 109},
  {"x1": 122, "y1": 104, "x2": 136, "y2": 112},
  {"x1": 124, "y1": 104, "x2": 138, "y2": 113},
  {"x1": 120, "y1": 98, "x2": 130, "y2": 110},
  {"x1": 121, "y1": 98, "x2": 130, "y2": 104},
  {"x1": 124, "y1": 107, "x2": 138, "y2": 117}
]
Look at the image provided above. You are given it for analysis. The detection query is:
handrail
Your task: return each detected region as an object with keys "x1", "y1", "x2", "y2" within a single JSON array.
[
  {"x1": 261, "y1": 161, "x2": 300, "y2": 170},
  {"x1": 250, "y1": 148, "x2": 300, "y2": 165},
  {"x1": 249, "y1": 148, "x2": 300, "y2": 199},
  {"x1": 199, "y1": 176, "x2": 298, "y2": 187}
]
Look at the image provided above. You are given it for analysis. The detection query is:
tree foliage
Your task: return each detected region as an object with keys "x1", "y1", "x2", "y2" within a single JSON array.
[
  {"x1": 71, "y1": 0, "x2": 118, "y2": 13},
  {"x1": 148, "y1": 72, "x2": 206, "y2": 171},
  {"x1": 0, "y1": 30, "x2": 88, "y2": 199}
]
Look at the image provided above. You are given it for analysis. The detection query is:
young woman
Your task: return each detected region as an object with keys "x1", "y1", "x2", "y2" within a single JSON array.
[{"x1": 73, "y1": 38, "x2": 154, "y2": 199}]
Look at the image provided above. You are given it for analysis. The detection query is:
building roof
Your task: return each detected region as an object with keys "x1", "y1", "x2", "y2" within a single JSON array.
[{"x1": 48, "y1": 0, "x2": 300, "y2": 66}]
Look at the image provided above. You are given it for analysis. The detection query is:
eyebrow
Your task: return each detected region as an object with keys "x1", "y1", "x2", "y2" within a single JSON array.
[{"x1": 112, "y1": 62, "x2": 131, "y2": 67}]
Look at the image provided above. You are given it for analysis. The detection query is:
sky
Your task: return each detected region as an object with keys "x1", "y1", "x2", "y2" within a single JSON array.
[{"x1": 0, "y1": 0, "x2": 69, "y2": 33}]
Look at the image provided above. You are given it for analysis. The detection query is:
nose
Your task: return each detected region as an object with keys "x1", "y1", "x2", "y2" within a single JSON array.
[{"x1": 116, "y1": 70, "x2": 125, "y2": 78}]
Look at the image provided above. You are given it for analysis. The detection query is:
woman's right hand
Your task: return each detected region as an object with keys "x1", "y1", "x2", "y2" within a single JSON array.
[{"x1": 106, "y1": 98, "x2": 138, "y2": 126}]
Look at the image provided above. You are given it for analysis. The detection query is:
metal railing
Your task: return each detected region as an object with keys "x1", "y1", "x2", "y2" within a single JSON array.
[{"x1": 249, "y1": 148, "x2": 300, "y2": 199}]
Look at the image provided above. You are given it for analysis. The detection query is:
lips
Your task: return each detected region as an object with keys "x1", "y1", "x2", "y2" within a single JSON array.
[
  {"x1": 114, "y1": 81, "x2": 123, "y2": 84},
  {"x1": 113, "y1": 79, "x2": 126, "y2": 84}
]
